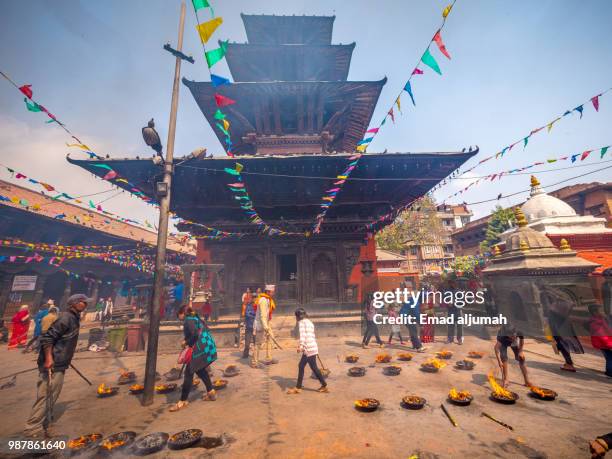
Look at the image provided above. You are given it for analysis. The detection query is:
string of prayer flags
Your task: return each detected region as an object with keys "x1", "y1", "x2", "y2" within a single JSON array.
[
  {"x1": 196, "y1": 17, "x2": 223, "y2": 43},
  {"x1": 591, "y1": 95, "x2": 600, "y2": 111},
  {"x1": 205, "y1": 41, "x2": 228, "y2": 68},
  {"x1": 312, "y1": 154, "x2": 362, "y2": 234},
  {"x1": 440, "y1": 144, "x2": 612, "y2": 200},
  {"x1": 354, "y1": 2, "x2": 457, "y2": 153},
  {"x1": 453, "y1": 87, "x2": 612, "y2": 178},
  {"x1": 24, "y1": 98, "x2": 42, "y2": 112},
  {"x1": 223, "y1": 163, "x2": 298, "y2": 236}
]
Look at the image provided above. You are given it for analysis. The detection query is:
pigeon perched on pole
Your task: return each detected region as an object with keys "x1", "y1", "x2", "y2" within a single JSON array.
[{"x1": 142, "y1": 119, "x2": 163, "y2": 156}]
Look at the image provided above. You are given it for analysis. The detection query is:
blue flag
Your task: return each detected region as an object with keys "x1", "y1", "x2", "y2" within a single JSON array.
[
  {"x1": 404, "y1": 81, "x2": 416, "y2": 105},
  {"x1": 211, "y1": 74, "x2": 231, "y2": 87}
]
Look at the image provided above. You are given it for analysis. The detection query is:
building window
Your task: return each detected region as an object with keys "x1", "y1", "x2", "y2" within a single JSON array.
[
  {"x1": 278, "y1": 254, "x2": 297, "y2": 281},
  {"x1": 410, "y1": 247, "x2": 418, "y2": 255}
]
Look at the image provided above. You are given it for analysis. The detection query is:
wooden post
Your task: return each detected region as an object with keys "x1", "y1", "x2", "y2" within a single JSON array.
[{"x1": 142, "y1": 0, "x2": 185, "y2": 406}]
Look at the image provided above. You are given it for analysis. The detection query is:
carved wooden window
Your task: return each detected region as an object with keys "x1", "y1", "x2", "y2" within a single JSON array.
[{"x1": 312, "y1": 253, "x2": 337, "y2": 300}]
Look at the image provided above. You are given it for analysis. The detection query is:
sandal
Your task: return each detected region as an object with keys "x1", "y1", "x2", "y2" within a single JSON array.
[
  {"x1": 317, "y1": 386, "x2": 329, "y2": 393},
  {"x1": 286, "y1": 387, "x2": 302, "y2": 394},
  {"x1": 202, "y1": 389, "x2": 217, "y2": 401},
  {"x1": 169, "y1": 400, "x2": 189, "y2": 412},
  {"x1": 560, "y1": 365, "x2": 576, "y2": 372}
]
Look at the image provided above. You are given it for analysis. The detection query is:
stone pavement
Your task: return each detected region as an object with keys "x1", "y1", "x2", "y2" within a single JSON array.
[{"x1": 0, "y1": 334, "x2": 609, "y2": 458}]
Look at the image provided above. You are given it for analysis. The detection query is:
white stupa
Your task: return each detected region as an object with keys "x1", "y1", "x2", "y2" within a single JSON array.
[{"x1": 521, "y1": 176, "x2": 612, "y2": 234}]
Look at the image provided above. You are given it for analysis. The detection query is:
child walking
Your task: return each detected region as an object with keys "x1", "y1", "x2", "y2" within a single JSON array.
[
  {"x1": 287, "y1": 308, "x2": 329, "y2": 394},
  {"x1": 387, "y1": 303, "x2": 404, "y2": 345}
]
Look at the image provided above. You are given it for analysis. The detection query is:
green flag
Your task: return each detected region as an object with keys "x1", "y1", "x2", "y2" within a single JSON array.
[
  {"x1": 601, "y1": 146, "x2": 610, "y2": 158},
  {"x1": 192, "y1": 0, "x2": 210, "y2": 10},
  {"x1": 24, "y1": 98, "x2": 42, "y2": 112},
  {"x1": 421, "y1": 48, "x2": 442, "y2": 75},
  {"x1": 214, "y1": 109, "x2": 226, "y2": 120},
  {"x1": 205, "y1": 40, "x2": 228, "y2": 68}
]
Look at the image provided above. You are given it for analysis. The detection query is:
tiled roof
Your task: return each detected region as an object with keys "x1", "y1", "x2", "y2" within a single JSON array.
[
  {"x1": 0, "y1": 179, "x2": 194, "y2": 255},
  {"x1": 575, "y1": 250, "x2": 612, "y2": 275}
]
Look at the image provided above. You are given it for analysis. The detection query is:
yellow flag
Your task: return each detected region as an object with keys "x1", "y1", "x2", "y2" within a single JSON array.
[
  {"x1": 442, "y1": 3, "x2": 453, "y2": 18},
  {"x1": 10, "y1": 197, "x2": 19, "y2": 204},
  {"x1": 547, "y1": 121, "x2": 555, "y2": 132},
  {"x1": 356, "y1": 145, "x2": 367, "y2": 152},
  {"x1": 396, "y1": 96, "x2": 401, "y2": 113},
  {"x1": 235, "y1": 162, "x2": 244, "y2": 173},
  {"x1": 66, "y1": 143, "x2": 92, "y2": 151},
  {"x1": 222, "y1": 119, "x2": 230, "y2": 131},
  {"x1": 196, "y1": 17, "x2": 223, "y2": 43},
  {"x1": 32, "y1": 204, "x2": 41, "y2": 211}
]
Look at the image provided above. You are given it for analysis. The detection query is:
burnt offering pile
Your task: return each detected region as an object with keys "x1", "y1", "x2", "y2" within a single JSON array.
[
  {"x1": 529, "y1": 386, "x2": 558, "y2": 401},
  {"x1": 168, "y1": 429, "x2": 203, "y2": 450},
  {"x1": 348, "y1": 367, "x2": 366, "y2": 377},
  {"x1": 97, "y1": 383, "x2": 119, "y2": 398},
  {"x1": 455, "y1": 359, "x2": 476, "y2": 370},
  {"x1": 117, "y1": 370, "x2": 136, "y2": 385},
  {"x1": 354, "y1": 398, "x2": 380, "y2": 412},
  {"x1": 420, "y1": 358, "x2": 447, "y2": 373},
  {"x1": 396, "y1": 352, "x2": 413, "y2": 361},
  {"x1": 133, "y1": 432, "x2": 169, "y2": 455},
  {"x1": 345, "y1": 354, "x2": 359, "y2": 363},
  {"x1": 67, "y1": 433, "x2": 102, "y2": 453},
  {"x1": 401, "y1": 395, "x2": 426, "y2": 410}
]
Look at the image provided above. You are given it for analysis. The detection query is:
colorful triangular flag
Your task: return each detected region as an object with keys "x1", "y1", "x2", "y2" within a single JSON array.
[
  {"x1": 404, "y1": 81, "x2": 416, "y2": 105},
  {"x1": 211, "y1": 74, "x2": 231, "y2": 87},
  {"x1": 433, "y1": 31, "x2": 451, "y2": 59},
  {"x1": 421, "y1": 48, "x2": 441, "y2": 75},
  {"x1": 196, "y1": 17, "x2": 223, "y2": 43},
  {"x1": 214, "y1": 93, "x2": 236, "y2": 107},
  {"x1": 205, "y1": 41, "x2": 228, "y2": 68}
]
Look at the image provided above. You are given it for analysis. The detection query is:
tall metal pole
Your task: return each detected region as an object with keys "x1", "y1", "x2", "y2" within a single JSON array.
[{"x1": 142, "y1": 0, "x2": 186, "y2": 406}]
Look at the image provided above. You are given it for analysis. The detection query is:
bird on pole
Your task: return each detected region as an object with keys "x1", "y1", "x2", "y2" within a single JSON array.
[{"x1": 142, "y1": 118, "x2": 163, "y2": 157}]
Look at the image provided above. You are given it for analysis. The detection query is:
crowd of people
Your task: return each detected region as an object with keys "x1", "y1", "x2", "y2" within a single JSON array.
[{"x1": 0, "y1": 281, "x2": 608, "y2": 450}]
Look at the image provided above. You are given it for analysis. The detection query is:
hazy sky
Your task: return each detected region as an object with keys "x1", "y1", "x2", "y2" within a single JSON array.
[{"x1": 1, "y1": 0, "x2": 610, "y2": 226}]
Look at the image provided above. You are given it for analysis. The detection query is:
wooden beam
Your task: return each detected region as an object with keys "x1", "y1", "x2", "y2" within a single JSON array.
[{"x1": 307, "y1": 95, "x2": 315, "y2": 133}]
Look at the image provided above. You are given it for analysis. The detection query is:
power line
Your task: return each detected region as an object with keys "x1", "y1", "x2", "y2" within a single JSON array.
[{"x1": 460, "y1": 164, "x2": 612, "y2": 206}]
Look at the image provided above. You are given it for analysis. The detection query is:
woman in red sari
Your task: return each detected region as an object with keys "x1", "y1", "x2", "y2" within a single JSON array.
[{"x1": 8, "y1": 305, "x2": 30, "y2": 349}]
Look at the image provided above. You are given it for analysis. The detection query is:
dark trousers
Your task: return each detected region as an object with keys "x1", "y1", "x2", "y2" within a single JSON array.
[
  {"x1": 362, "y1": 320, "x2": 382, "y2": 345},
  {"x1": 180, "y1": 365, "x2": 213, "y2": 401},
  {"x1": 602, "y1": 349, "x2": 612, "y2": 376},
  {"x1": 243, "y1": 326, "x2": 254, "y2": 357},
  {"x1": 388, "y1": 331, "x2": 404, "y2": 343},
  {"x1": 405, "y1": 322, "x2": 422, "y2": 349},
  {"x1": 553, "y1": 336, "x2": 573, "y2": 365},
  {"x1": 296, "y1": 354, "x2": 326, "y2": 389},
  {"x1": 447, "y1": 307, "x2": 463, "y2": 341}
]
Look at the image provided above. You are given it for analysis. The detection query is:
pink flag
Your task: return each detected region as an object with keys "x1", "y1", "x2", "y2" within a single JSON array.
[
  {"x1": 591, "y1": 95, "x2": 600, "y2": 112},
  {"x1": 433, "y1": 31, "x2": 451, "y2": 59},
  {"x1": 228, "y1": 182, "x2": 244, "y2": 187},
  {"x1": 15, "y1": 173, "x2": 26, "y2": 179},
  {"x1": 580, "y1": 150, "x2": 592, "y2": 161},
  {"x1": 412, "y1": 68, "x2": 424, "y2": 75},
  {"x1": 366, "y1": 128, "x2": 379, "y2": 134},
  {"x1": 103, "y1": 170, "x2": 118, "y2": 180},
  {"x1": 388, "y1": 108, "x2": 395, "y2": 123},
  {"x1": 348, "y1": 154, "x2": 361, "y2": 160}
]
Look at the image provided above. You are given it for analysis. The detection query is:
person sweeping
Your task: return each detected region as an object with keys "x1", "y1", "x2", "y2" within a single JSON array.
[{"x1": 287, "y1": 308, "x2": 328, "y2": 394}]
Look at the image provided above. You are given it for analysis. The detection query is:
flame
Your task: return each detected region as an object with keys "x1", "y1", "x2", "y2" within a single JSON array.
[
  {"x1": 468, "y1": 351, "x2": 485, "y2": 358},
  {"x1": 101, "y1": 439, "x2": 126, "y2": 450},
  {"x1": 488, "y1": 372, "x2": 513, "y2": 398},
  {"x1": 422, "y1": 358, "x2": 446, "y2": 369},
  {"x1": 449, "y1": 388, "x2": 472, "y2": 401},
  {"x1": 436, "y1": 350, "x2": 453, "y2": 358},
  {"x1": 68, "y1": 436, "x2": 87, "y2": 448},
  {"x1": 214, "y1": 379, "x2": 226, "y2": 385},
  {"x1": 355, "y1": 398, "x2": 377, "y2": 408},
  {"x1": 375, "y1": 353, "x2": 392, "y2": 363},
  {"x1": 530, "y1": 386, "x2": 554, "y2": 397},
  {"x1": 129, "y1": 384, "x2": 144, "y2": 391},
  {"x1": 68, "y1": 434, "x2": 101, "y2": 449},
  {"x1": 397, "y1": 352, "x2": 413, "y2": 360},
  {"x1": 97, "y1": 383, "x2": 113, "y2": 394},
  {"x1": 119, "y1": 369, "x2": 130, "y2": 377}
]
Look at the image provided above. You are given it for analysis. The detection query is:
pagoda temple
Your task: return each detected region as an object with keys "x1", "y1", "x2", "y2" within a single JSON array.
[{"x1": 68, "y1": 14, "x2": 476, "y2": 314}]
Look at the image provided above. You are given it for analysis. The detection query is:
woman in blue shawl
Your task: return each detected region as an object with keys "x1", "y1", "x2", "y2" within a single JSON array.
[{"x1": 170, "y1": 305, "x2": 218, "y2": 412}]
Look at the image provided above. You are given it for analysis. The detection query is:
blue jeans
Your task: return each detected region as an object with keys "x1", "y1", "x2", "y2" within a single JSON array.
[{"x1": 405, "y1": 321, "x2": 422, "y2": 349}]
